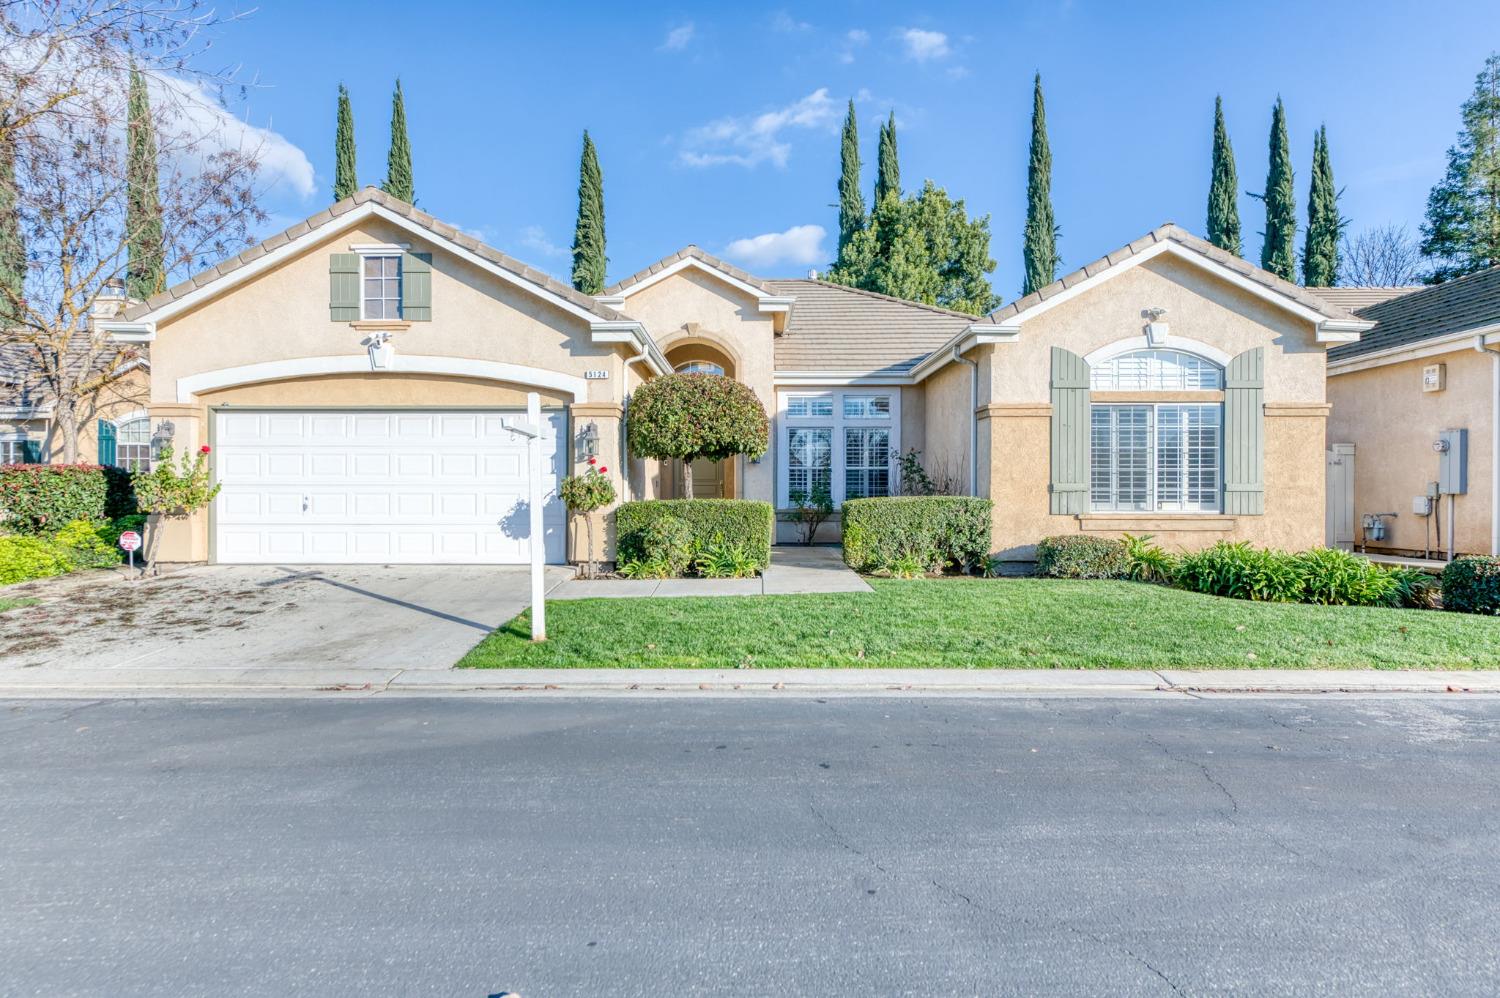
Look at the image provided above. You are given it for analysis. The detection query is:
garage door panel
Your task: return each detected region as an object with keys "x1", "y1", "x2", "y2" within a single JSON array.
[{"x1": 265, "y1": 453, "x2": 305, "y2": 478}]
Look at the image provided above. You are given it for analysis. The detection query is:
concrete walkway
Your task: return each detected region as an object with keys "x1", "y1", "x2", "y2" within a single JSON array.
[{"x1": 551, "y1": 544, "x2": 871, "y2": 599}]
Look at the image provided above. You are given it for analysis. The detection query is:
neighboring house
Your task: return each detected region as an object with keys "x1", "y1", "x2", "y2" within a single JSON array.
[
  {"x1": 90, "y1": 189, "x2": 1370, "y2": 567},
  {"x1": 1324, "y1": 268, "x2": 1500, "y2": 559}
]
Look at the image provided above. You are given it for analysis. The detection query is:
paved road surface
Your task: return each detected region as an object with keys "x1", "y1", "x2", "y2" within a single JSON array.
[{"x1": 2, "y1": 696, "x2": 1497, "y2": 996}]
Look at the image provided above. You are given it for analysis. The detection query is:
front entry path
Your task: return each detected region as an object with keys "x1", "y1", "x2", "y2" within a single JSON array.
[
  {"x1": 0, "y1": 564, "x2": 573, "y2": 676},
  {"x1": 550, "y1": 544, "x2": 872, "y2": 599}
]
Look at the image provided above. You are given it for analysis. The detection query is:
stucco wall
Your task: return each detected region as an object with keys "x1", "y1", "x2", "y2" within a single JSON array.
[
  {"x1": 1328, "y1": 346, "x2": 1493, "y2": 557},
  {"x1": 923, "y1": 254, "x2": 1332, "y2": 562}
]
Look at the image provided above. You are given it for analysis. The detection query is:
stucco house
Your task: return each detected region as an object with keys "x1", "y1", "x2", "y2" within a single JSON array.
[
  {"x1": 1325, "y1": 268, "x2": 1500, "y2": 560},
  {"x1": 89, "y1": 187, "x2": 1371, "y2": 568}
]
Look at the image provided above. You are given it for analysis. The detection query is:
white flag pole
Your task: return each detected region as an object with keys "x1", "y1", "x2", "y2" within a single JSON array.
[{"x1": 527, "y1": 391, "x2": 546, "y2": 642}]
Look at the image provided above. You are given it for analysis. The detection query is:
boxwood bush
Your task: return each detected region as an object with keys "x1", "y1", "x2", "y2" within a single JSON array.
[
  {"x1": 1035, "y1": 535, "x2": 1130, "y2": 580},
  {"x1": 615, "y1": 499, "x2": 773, "y2": 572},
  {"x1": 841, "y1": 497, "x2": 992, "y2": 575},
  {"x1": 0, "y1": 464, "x2": 137, "y2": 534},
  {"x1": 1441, "y1": 556, "x2": 1500, "y2": 614}
]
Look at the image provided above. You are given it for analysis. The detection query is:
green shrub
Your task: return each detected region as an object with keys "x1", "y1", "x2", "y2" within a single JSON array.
[
  {"x1": 53, "y1": 519, "x2": 124, "y2": 570},
  {"x1": 0, "y1": 464, "x2": 137, "y2": 534},
  {"x1": 694, "y1": 537, "x2": 760, "y2": 578},
  {"x1": 1034, "y1": 535, "x2": 1129, "y2": 580},
  {"x1": 640, "y1": 514, "x2": 695, "y2": 576},
  {"x1": 1175, "y1": 542, "x2": 1307, "y2": 602},
  {"x1": 1121, "y1": 533, "x2": 1178, "y2": 584},
  {"x1": 617, "y1": 556, "x2": 674, "y2": 580},
  {"x1": 1441, "y1": 556, "x2": 1500, "y2": 614},
  {"x1": 616, "y1": 500, "x2": 773, "y2": 572},
  {"x1": 880, "y1": 552, "x2": 928, "y2": 579},
  {"x1": 1387, "y1": 566, "x2": 1441, "y2": 609},
  {"x1": 1294, "y1": 547, "x2": 1401, "y2": 607},
  {"x1": 841, "y1": 497, "x2": 992, "y2": 575},
  {"x1": 0, "y1": 535, "x2": 75, "y2": 586}
]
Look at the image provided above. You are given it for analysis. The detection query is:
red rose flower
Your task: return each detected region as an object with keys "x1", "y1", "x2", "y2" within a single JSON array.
[
  {"x1": 587, "y1": 457, "x2": 597, "y2": 465},
  {"x1": 200, "y1": 445, "x2": 211, "y2": 454},
  {"x1": 598, "y1": 466, "x2": 608, "y2": 474}
]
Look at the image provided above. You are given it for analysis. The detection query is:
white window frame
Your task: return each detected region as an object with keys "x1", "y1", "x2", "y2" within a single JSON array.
[
  {"x1": 351, "y1": 243, "x2": 408, "y2": 321},
  {"x1": 674, "y1": 360, "x2": 725, "y2": 376},
  {"x1": 1090, "y1": 349, "x2": 1224, "y2": 391},
  {"x1": 0, "y1": 435, "x2": 33, "y2": 464},
  {"x1": 1090, "y1": 403, "x2": 1223, "y2": 513},
  {"x1": 114, "y1": 414, "x2": 154, "y2": 471},
  {"x1": 776, "y1": 388, "x2": 901, "y2": 507}
]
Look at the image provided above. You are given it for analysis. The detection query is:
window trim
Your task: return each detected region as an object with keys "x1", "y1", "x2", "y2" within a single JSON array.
[
  {"x1": 775, "y1": 388, "x2": 901, "y2": 507},
  {"x1": 1089, "y1": 402, "x2": 1224, "y2": 514},
  {"x1": 359, "y1": 253, "x2": 404, "y2": 321}
]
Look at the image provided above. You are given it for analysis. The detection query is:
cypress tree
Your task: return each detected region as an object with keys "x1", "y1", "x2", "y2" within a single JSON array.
[
  {"x1": 381, "y1": 78, "x2": 414, "y2": 204},
  {"x1": 125, "y1": 67, "x2": 163, "y2": 300},
  {"x1": 1022, "y1": 73, "x2": 1057, "y2": 296},
  {"x1": 1207, "y1": 96, "x2": 1242, "y2": 255},
  {"x1": 333, "y1": 83, "x2": 357, "y2": 202},
  {"x1": 0, "y1": 130, "x2": 22, "y2": 321},
  {"x1": 836, "y1": 99, "x2": 865, "y2": 264},
  {"x1": 1259, "y1": 97, "x2": 1297, "y2": 281},
  {"x1": 1302, "y1": 125, "x2": 1340, "y2": 286},
  {"x1": 875, "y1": 111, "x2": 900, "y2": 206},
  {"x1": 570, "y1": 130, "x2": 606, "y2": 295}
]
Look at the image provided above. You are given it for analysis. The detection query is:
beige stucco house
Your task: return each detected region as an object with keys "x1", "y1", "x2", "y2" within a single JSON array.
[
  {"x1": 1325, "y1": 268, "x2": 1500, "y2": 560},
  {"x1": 90, "y1": 188, "x2": 1370, "y2": 568}
]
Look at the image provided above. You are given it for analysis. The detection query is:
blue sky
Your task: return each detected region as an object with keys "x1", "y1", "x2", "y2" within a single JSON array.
[{"x1": 213, "y1": 0, "x2": 1500, "y2": 299}]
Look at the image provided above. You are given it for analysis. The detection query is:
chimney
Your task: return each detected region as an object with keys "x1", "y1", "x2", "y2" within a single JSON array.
[
  {"x1": 807, "y1": 268, "x2": 819, "y2": 279},
  {"x1": 91, "y1": 278, "x2": 127, "y2": 318}
]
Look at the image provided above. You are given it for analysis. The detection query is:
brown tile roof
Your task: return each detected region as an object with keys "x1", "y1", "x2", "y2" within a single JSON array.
[
  {"x1": 124, "y1": 187, "x2": 624, "y2": 323},
  {"x1": 604, "y1": 245, "x2": 776, "y2": 297},
  {"x1": 1329, "y1": 266, "x2": 1500, "y2": 361},
  {"x1": 975, "y1": 223, "x2": 1362, "y2": 326},
  {"x1": 1305, "y1": 286, "x2": 1423, "y2": 313},
  {"x1": 768, "y1": 279, "x2": 977, "y2": 375}
]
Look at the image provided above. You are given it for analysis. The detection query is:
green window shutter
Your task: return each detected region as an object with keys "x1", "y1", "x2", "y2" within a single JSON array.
[
  {"x1": 1224, "y1": 347, "x2": 1265, "y2": 515},
  {"x1": 97, "y1": 420, "x2": 117, "y2": 467},
  {"x1": 402, "y1": 252, "x2": 432, "y2": 321},
  {"x1": 20, "y1": 439, "x2": 42, "y2": 464},
  {"x1": 329, "y1": 253, "x2": 360, "y2": 321},
  {"x1": 1049, "y1": 346, "x2": 1091, "y2": 515}
]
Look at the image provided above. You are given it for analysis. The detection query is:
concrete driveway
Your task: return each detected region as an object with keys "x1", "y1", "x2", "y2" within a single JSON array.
[{"x1": 0, "y1": 564, "x2": 571, "y2": 676}]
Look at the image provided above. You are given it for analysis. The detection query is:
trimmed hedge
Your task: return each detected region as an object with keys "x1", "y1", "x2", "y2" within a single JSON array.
[
  {"x1": 1442, "y1": 556, "x2": 1500, "y2": 614},
  {"x1": 1035, "y1": 535, "x2": 1130, "y2": 580},
  {"x1": 0, "y1": 464, "x2": 137, "y2": 534},
  {"x1": 841, "y1": 497, "x2": 993, "y2": 575},
  {"x1": 616, "y1": 499, "x2": 774, "y2": 571}
]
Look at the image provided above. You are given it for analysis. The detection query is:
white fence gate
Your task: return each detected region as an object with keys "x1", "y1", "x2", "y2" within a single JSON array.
[{"x1": 1326, "y1": 443, "x2": 1355, "y2": 550}]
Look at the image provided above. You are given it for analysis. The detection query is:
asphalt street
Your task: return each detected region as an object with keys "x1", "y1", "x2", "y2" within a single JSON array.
[{"x1": 2, "y1": 695, "x2": 1498, "y2": 996}]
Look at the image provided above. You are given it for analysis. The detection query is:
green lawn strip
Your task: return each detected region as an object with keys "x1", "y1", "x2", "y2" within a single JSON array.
[
  {"x1": 0, "y1": 596, "x2": 39, "y2": 614},
  {"x1": 458, "y1": 578, "x2": 1500, "y2": 670}
]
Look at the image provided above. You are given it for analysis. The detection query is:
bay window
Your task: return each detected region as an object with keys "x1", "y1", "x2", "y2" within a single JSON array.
[{"x1": 780, "y1": 390, "x2": 899, "y2": 506}]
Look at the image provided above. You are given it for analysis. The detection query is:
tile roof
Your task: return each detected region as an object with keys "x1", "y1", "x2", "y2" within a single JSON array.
[
  {"x1": 604, "y1": 245, "x2": 777, "y2": 297},
  {"x1": 1329, "y1": 266, "x2": 1500, "y2": 360},
  {"x1": 124, "y1": 187, "x2": 624, "y2": 323},
  {"x1": 0, "y1": 335, "x2": 145, "y2": 411},
  {"x1": 1305, "y1": 286, "x2": 1423, "y2": 314},
  {"x1": 975, "y1": 223, "x2": 1362, "y2": 326},
  {"x1": 768, "y1": 279, "x2": 977, "y2": 375}
]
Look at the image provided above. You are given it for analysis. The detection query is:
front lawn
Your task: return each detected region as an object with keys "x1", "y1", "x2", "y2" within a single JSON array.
[
  {"x1": 0, "y1": 596, "x2": 38, "y2": 614},
  {"x1": 459, "y1": 577, "x2": 1500, "y2": 670}
]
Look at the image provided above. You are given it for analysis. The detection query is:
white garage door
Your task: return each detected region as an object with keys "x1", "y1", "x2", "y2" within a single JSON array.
[{"x1": 213, "y1": 408, "x2": 566, "y2": 564}]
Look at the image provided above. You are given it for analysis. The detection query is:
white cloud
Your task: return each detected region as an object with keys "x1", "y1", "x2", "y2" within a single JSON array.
[
  {"x1": 678, "y1": 88, "x2": 840, "y2": 169},
  {"x1": 899, "y1": 27, "x2": 951, "y2": 62},
  {"x1": 771, "y1": 10, "x2": 811, "y2": 32},
  {"x1": 659, "y1": 22, "x2": 695, "y2": 51},
  {"x1": 723, "y1": 224, "x2": 826, "y2": 270},
  {"x1": 839, "y1": 28, "x2": 870, "y2": 64},
  {"x1": 519, "y1": 225, "x2": 568, "y2": 259}
]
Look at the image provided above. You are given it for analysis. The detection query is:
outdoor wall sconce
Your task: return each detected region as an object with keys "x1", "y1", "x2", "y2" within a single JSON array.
[
  {"x1": 579, "y1": 421, "x2": 600, "y2": 460},
  {"x1": 1143, "y1": 307, "x2": 1169, "y2": 346}
]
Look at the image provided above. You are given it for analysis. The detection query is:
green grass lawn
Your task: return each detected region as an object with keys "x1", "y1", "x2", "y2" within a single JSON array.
[
  {"x1": 0, "y1": 596, "x2": 38, "y2": 614},
  {"x1": 458, "y1": 577, "x2": 1500, "y2": 670}
]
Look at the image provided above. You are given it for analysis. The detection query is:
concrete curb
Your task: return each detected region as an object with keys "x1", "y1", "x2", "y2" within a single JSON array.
[{"x1": 0, "y1": 667, "x2": 1496, "y2": 697}]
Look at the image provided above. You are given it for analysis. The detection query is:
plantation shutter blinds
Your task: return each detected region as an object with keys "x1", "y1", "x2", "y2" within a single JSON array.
[
  {"x1": 97, "y1": 420, "x2": 117, "y2": 467},
  {"x1": 401, "y1": 252, "x2": 432, "y2": 321},
  {"x1": 1049, "y1": 346, "x2": 1091, "y2": 514},
  {"x1": 329, "y1": 253, "x2": 360, "y2": 321},
  {"x1": 1223, "y1": 347, "x2": 1265, "y2": 515}
]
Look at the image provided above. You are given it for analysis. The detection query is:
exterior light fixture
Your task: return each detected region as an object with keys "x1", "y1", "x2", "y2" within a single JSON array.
[
  {"x1": 1143, "y1": 307, "x2": 1169, "y2": 346},
  {"x1": 580, "y1": 421, "x2": 600, "y2": 460}
]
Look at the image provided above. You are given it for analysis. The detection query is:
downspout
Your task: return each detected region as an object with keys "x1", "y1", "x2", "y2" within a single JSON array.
[
  {"x1": 621, "y1": 340, "x2": 652, "y2": 501},
  {"x1": 1476, "y1": 334, "x2": 1500, "y2": 555},
  {"x1": 953, "y1": 345, "x2": 979, "y2": 496}
]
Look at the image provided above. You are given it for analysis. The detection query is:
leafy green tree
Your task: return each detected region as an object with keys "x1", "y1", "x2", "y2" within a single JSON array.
[
  {"x1": 1258, "y1": 97, "x2": 1297, "y2": 281},
  {"x1": 876, "y1": 111, "x2": 900, "y2": 207},
  {"x1": 626, "y1": 373, "x2": 769, "y2": 496},
  {"x1": 333, "y1": 83, "x2": 357, "y2": 202},
  {"x1": 1302, "y1": 125, "x2": 1341, "y2": 286},
  {"x1": 125, "y1": 68, "x2": 163, "y2": 300},
  {"x1": 836, "y1": 99, "x2": 865, "y2": 265},
  {"x1": 1207, "y1": 96, "x2": 1242, "y2": 255},
  {"x1": 1022, "y1": 73, "x2": 1057, "y2": 295},
  {"x1": 571, "y1": 130, "x2": 606, "y2": 294},
  {"x1": 381, "y1": 78, "x2": 414, "y2": 203},
  {"x1": 0, "y1": 130, "x2": 22, "y2": 321},
  {"x1": 1421, "y1": 53, "x2": 1500, "y2": 282}
]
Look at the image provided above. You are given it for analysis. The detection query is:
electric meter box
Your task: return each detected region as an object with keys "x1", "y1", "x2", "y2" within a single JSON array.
[{"x1": 1439, "y1": 428, "x2": 1468, "y2": 495}]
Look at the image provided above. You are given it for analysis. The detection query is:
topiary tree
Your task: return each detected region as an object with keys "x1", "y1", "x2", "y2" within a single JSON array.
[
  {"x1": 132, "y1": 444, "x2": 220, "y2": 575},
  {"x1": 558, "y1": 457, "x2": 615, "y2": 578},
  {"x1": 627, "y1": 373, "x2": 769, "y2": 495}
]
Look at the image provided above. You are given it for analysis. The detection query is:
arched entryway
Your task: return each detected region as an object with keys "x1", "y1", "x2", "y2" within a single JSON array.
[{"x1": 664, "y1": 340, "x2": 739, "y2": 499}]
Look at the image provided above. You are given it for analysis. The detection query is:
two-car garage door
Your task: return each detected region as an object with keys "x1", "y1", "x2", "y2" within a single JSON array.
[{"x1": 213, "y1": 409, "x2": 566, "y2": 564}]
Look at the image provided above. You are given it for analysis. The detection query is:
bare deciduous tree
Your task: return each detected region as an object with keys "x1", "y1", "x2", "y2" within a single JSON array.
[
  {"x1": 1338, "y1": 224, "x2": 1427, "y2": 287},
  {"x1": 1, "y1": 0, "x2": 266, "y2": 462}
]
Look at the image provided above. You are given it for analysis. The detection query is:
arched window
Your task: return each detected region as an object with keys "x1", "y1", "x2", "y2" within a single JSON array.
[
  {"x1": 674, "y1": 360, "x2": 725, "y2": 376},
  {"x1": 115, "y1": 417, "x2": 153, "y2": 470},
  {"x1": 1090, "y1": 349, "x2": 1222, "y2": 391}
]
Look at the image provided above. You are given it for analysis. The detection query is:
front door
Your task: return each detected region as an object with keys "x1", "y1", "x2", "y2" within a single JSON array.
[{"x1": 679, "y1": 458, "x2": 724, "y2": 498}]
